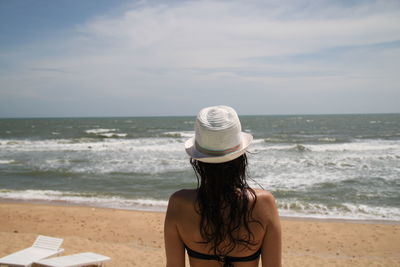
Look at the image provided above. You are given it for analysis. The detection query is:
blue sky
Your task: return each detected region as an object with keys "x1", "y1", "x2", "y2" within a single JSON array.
[{"x1": 0, "y1": 0, "x2": 399, "y2": 117}]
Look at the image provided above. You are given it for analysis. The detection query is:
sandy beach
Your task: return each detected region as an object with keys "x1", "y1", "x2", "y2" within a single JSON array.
[{"x1": 0, "y1": 202, "x2": 399, "y2": 267}]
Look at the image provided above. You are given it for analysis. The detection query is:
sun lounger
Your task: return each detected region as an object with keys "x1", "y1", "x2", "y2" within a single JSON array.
[
  {"x1": 33, "y1": 252, "x2": 110, "y2": 267},
  {"x1": 0, "y1": 235, "x2": 64, "y2": 267}
]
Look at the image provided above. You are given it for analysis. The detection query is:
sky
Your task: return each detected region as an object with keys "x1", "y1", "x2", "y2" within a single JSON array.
[{"x1": 0, "y1": 0, "x2": 399, "y2": 117}]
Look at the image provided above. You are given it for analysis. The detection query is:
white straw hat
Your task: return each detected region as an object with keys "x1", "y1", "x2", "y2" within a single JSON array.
[{"x1": 185, "y1": 105, "x2": 253, "y2": 163}]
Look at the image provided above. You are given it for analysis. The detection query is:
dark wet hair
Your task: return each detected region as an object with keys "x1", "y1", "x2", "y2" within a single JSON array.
[{"x1": 190, "y1": 153, "x2": 261, "y2": 256}]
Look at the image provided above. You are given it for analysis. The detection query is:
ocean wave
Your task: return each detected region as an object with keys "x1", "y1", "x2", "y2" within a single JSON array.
[
  {"x1": 98, "y1": 133, "x2": 127, "y2": 138},
  {"x1": 0, "y1": 138, "x2": 183, "y2": 152},
  {"x1": 253, "y1": 139, "x2": 400, "y2": 153},
  {"x1": 278, "y1": 199, "x2": 400, "y2": 221},
  {"x1": 161, "y1": 131, "x2": 194, "y2": 138},
  {"x1": 317, "y1": 137, "x2": 338, "y2": 142},
  {"x1": 307, "y1": 140, "x2": 400, "y2": 152},
  {"x1": 0, "y1": 159, "x2": 16, "y2": 164},
  {"x1": 0, "y1": 137, "x2": 190, "y2": 174},
  {"x1": 255, "y1": 144, "x2": 310, "y2": 152},
  {"x1": 85, "y1": 128, "x2": 117, "y2": 134},
  {"x1": 1, "y1": 137, "x2": 398, "y2": 177},
  {"x1": 85, "y1": 128, "x2": 127, "y2": 138},
  {"x1": 263, "y1": 136, "x2": 345, "y2": 144},
  {"x1": 249, "y1": 151, "x2": 400, "y2": 191},
  {"x1": 0, "y1": 137, "x2": 190, "y2": 175},
  {"x1": 0, "y1": 189, "x2": 168, "y2": 212},
  {"x1": 1, "y1": 137, "x2": 398, "y2": 154}
]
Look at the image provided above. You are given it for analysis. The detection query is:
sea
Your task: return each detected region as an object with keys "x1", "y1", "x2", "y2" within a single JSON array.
[{"x1": 0, "y1": 114, "x2": 399, "y2": 222}]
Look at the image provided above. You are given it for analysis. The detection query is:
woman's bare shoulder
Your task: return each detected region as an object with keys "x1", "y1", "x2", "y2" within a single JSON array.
[
  {"x1": 168, "y1": 189, "x2": 196, "y2": 209},
  {"x1": 169, "y1": 189, "x2": 196, "y2": 201},
  {"x1": 252, "y1": 189, "x2": 279, "y2": 220},
  {"x1": 253, "y1": 188, "x2": 277, "y2": 204},
  {"x1": 166, "y1": 189, "x2": 197, "y2": 221}
]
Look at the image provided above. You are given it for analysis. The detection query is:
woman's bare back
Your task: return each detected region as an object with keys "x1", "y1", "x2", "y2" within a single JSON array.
[{"x1": 165, "y1": 188, "x2": 282, "y2": 267}]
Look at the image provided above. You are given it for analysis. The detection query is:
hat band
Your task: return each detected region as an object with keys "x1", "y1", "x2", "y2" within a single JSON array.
[{"x1": 195, "y1": 141, "x2": 242, "y2": 156}]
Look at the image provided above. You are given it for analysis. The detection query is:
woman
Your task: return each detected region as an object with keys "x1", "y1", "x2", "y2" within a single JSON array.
[{"x1": 164, "y1": 106, "x2": 281, "y2": 267}]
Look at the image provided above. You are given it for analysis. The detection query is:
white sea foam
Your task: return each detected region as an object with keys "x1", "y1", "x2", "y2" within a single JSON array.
[
  {"x1": 1, "y1": 137, "x2": 398, "y2": 154},
  {"x1": 0, "y1": 159, "x2": 15, "y2": 164},
  {"x1": 317, "y1": 137, "x2": 337, "y2": 142},
  {"x1": 85, "y1": 128, "x2": 117, "y2": 134},
  {"x1": 251, "y1": 138, "x2": 265, "y2": 145},
  {"x1": 0, "y1": 138, "x2": 182, "y2": 152},
  {"x1": 1, "y1": 136, "x2": 399, "y2": 214},
  {"x1": 85, "y1": 128, "x2": 127, "y2": 138},
  {"x1": 162, "y1": 131, "x2": 194, "y2": 138},
  {"x1": 247, "y1": 139, "x2": 400, "y2": 191},
  {"x1": 306, "y1": 140, "x2": 400, "y2": 152},
  {"x1": 255, "y1": 139, "x2": 400, "y2": 153},
  {"x1": 1, "y1": 137, "x2": 399, "y2": 178},
  {"x1": 0, "y1": 137, "x2": 190, "y2": 174},
  {"x1": 278, "y1": 200, "x2": 400, "y2": 221},
  {"x1": 0, "y1": 189, "x2": 168, "y2": 212}
]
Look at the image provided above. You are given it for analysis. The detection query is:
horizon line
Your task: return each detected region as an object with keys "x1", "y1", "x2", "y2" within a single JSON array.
[{"x1": 1, "y1": 111, "x2": 399, "y2": 120}]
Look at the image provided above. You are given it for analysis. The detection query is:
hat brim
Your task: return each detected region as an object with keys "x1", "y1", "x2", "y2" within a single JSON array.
[{"x1": 184, "y1": 132, "x2": 253, "y2": 163}]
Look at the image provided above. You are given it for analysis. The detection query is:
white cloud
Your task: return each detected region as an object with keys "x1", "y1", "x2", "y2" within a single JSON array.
[
  {"x1": 69, "y1": 0, "x2": 400, "y2": 67},
  {"x1": 1, "y1": 0, "x2": 400, "y2": 116}
]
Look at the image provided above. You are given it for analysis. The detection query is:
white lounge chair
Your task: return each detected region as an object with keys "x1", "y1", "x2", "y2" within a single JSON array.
[
  {"x1": 0, "y1": 235, "x2": 64, "y2": 267},
  {"x1": 33, "y1": 252, "x2": 110, "y2": 267}
]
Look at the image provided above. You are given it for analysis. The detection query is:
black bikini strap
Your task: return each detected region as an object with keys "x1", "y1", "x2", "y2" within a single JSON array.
[
  {"x1": 184, "y1": 245, "x2": 262, "y2": 267},
  {"x1": 226, "y1": 248, "x2": 262, "y2": 262},
  {"x1": 185, "y1": 245, "x2": 220, "y2": 261}
]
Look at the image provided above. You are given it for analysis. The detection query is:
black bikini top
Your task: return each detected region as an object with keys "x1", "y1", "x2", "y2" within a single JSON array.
[{"x1": 184, "y1": 244, "x2": 262, "y2": 267}]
